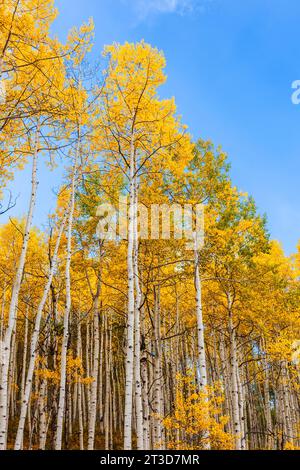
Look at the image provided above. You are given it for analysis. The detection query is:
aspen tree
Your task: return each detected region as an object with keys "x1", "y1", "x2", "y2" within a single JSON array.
[
  {"x1": 0, "y1": 122, "x2": 40, "y2": 450},
  {"x1": 55, "y1": 139, "x2": 79, "y2": 449},
  {"x1": 98, "y1": 41, "x2": 191, "y2": 448},
  {"x1": 14, "y1": 206, "x2": 70, "y2": 449},
  {"x1": 0, "y1": 18, "x2": 300, "y2": 449}
]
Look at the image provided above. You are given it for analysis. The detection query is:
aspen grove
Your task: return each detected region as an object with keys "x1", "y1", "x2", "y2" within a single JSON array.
[{"x1": 0, "y1": 0, "x2": 300, "y2": 451}]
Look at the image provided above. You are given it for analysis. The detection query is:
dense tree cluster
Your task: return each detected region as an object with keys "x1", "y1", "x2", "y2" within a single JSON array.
[{"x1": 0, "y1": 0, "x2": 300, "y2": 451}]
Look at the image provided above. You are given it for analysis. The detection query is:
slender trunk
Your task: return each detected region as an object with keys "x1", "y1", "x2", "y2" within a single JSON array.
[
  {"x1": 55, "y1": 138, "x2": 79, "y2": 450},
  {"x1": 123, "y1": 134, "x2": 135, "y2": 450},
  {"x1": 133, "y1": 183, "x2": 143, "y2": 450},
  {"x1": 228, "y1": 298, "x2": 242, "y2": 450},
  {"x1": 0, "y1": 125, "x2": 39, "y2": 449},
  {"x1": 77, "y1": 321, "x2": 84, "y2": 450},
  {"x1": 153, "y1": 287, "x2": 163, "y2": 449},
  {"x1": 14, "y1": 207, "x2": 69, "y2": 449},
  {"x1": 105, "y1": 319, "x2": 111, "y2": 450},
  {"x1": 194, "y1": 245, "x2": 208, "y2": 389},
  {"x1": 262, "y1": 339, "x2": 273, "y2": 449},
  {"x1": 194, "y1": 242, "x2": 210, "y2": 450},
  {"x1": 39, "y1": 379, "x2": 47, "y2": 450},
  {"x1": 20, "y1": 309, "x2": 29, "y2": 405},
  {"x1": 88, "y1": 269, "x2": 101, "y2": 450},
  {"x1": 98, "y1": 318, "x2": 104, "y2": 433},
  {"x1": 141, "y1": 348, "x2": 150, "y2": 450}
]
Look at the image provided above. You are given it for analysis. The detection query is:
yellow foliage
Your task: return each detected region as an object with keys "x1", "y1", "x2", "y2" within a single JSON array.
[{"x1": 163, "y1": 372, "x2": 234, "y2": 450}]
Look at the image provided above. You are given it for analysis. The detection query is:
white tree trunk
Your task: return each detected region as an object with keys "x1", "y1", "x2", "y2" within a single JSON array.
[
  {"x1": 194, "y1": 243, "x2": 210, "y2": 449},
  {"x1": 153, "y1": 287, "x2": 163, "y2": 450},
  {"x1": 123, "y1": 135, "x2": 135, "y2": 450},
  {"x1": 0, "y1": 125, "x2": 40, "y2": 450},
  {"x1": 88, "y1": 274, "x2": 101, "y2": 449},
  {"x1": 194, "y1": 246, "x2": 208, "y2": 389},
  {"x1": 141, "y1": 350, "x2": 150, "y2": 450},
  {"x1": 228, "y1": 299, "x2": 242, "y2": 450},
  {"x1": 105, "y1": 322, "x2": 112, "y2": 450},
  {"x1": 77, "y1": 321, "x2": 84, "y2": 450},
  {"x1": 20, "y1": 309, "x2": 29, "y2": 406},
  {"x1": 55, "y1": 139, "x2": 79, "y2": 450},
  {"x1": 98, "y1": 319, "x2": 104, "y2": 433},
  {"x1": 14, "y1": 206, "x2": 69, "y2": 449},
  {"x1": 133, "y1": 183, "x2": 144, "y2": 450},
  {"x1": 39, "y1": 379, "x2": 48, "y2": 449}
]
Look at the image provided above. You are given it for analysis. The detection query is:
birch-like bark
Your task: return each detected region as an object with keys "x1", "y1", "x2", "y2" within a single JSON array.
[
  {"x1": 194, "y1": 243, "x2": 208, "y2": 389},
  {"x1": 20, "y1": 308, "x2": 29, "y2": 405},
  {"x1": 0, "y1": 125, "x2": 39, "y2": 450},
  {"x1": 77, "y1": 321, "x2": 84, "y2": 450},
  {"x1": 133, "y1": 182, "x2": 144, "y2": 450},
  {"x1": 153, "y1": 287, "x2": 163, "y2": 449},
  {"x1": 88, "y1": 269, "x2": 101, "y2": 450},
  {"x1": 194, "y1": 240, "x2": 211, "y2": 449},
  {"x1": 237, "y1": 360, "x2": 246, "y2": 449},
  {"x1": 109, "y1": 369, "x2": 113, "y2": 449},
  {"x1": 141, "y1": 344, "x2": 150, "y2": 449},
  {"x1": 123, "y1": 134, "x2": 135, "y2": 450},
  {"x1": 14, "y1": 206, "x2": 69, "y2": 449},
  {"x1": 219, "y1": 334, "x2": 233, "y2": 434},
  {"x1": 261, "y1": 339, "x2": 273, "y2": 449},
  {"x1": 228, "y1": 296, "x2": 242, "y2": 450},
  {"x1": 55, "y1": 137, "x2": 79, "y2": 450},
  {"x1": 8, "y1": 336, "x2": 16, "y2": 422},
  {"x1": 0, "y1": 283, "x2": 6, "y2": 343},
  {"x1": 85, "y1": 320, "x2": 91, "y2": 413},
  {"x1": 98, "y1": 319, "x2": 104, "y2": 433},
  {"x1": 39, "y1": 379, "x2": 47, "y2": 449},
  {"x1": 282, "y1": 361, "x2": 292, "y2": 442},
  {"x1": 105, "y1": 319, "x2": 111, "y2": 450}
]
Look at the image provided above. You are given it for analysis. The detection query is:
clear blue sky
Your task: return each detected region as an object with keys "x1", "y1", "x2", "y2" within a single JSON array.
[{"x1": 3, "y1": 0, "x2": 300, "y2": 254}]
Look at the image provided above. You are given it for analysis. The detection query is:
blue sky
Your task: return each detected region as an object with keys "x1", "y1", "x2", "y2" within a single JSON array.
[{"x1": 3, "y1": 0, "x2": 300, "y2": 254}]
